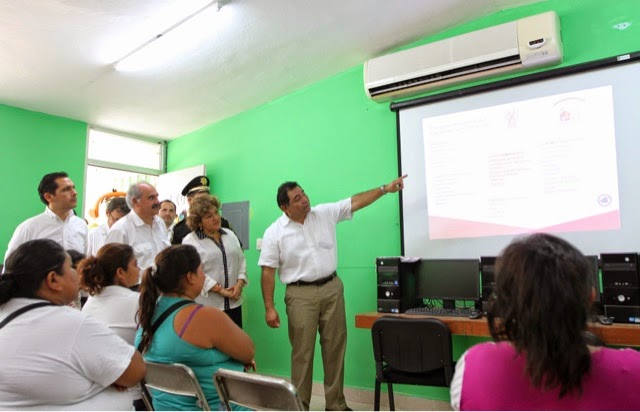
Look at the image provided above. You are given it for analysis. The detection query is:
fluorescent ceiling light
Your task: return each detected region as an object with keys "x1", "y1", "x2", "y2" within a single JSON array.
[{"x1": 113, "y1": 0, "x2": 220, "y2": 72}]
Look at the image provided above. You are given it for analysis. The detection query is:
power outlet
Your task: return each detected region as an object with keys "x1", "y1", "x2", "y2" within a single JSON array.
[
  {"x1": 613, "y1": 22, "x2": 631, "y2": 30},
  {"x1": 256, "y1": 238, "x2": 263, "y2": 250}
]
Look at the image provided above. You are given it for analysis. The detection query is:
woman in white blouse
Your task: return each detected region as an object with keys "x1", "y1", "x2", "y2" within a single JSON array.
[
  {"x1": 78, "y1": 243, "x2": 143, "y2": 410},
  {"x1": 0, "y1": 239, "x2": 144, "y2": 410},
  {"x1": 182, "y1": 194, "x2": 248, "y2": 328}
]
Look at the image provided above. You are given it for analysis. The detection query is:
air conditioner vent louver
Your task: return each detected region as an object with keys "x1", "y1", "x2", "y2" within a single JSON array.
[
  {"x1": 364, "y1": 11, "x2": 562, "y2": 101},
  {"x1": 368, "y1": 55, "x2": 521, "y2": 97}
]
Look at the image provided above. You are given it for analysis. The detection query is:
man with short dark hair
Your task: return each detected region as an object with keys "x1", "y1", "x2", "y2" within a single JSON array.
[
  {"x1": 105, "y1": 182, "x2": 169, "y2": 274},
  {"x1": 159, "y1": 199, "x2": 177, "y2": 242},
  {"x1": 259, "y1": 175, "x2": 407, "y2": 411},
  {"x1": 5, "y1": 171, "x2": 88, "y2": 263},
  {"x1": 159, "y1": 200, "x2": 177, "y2": 229},
  {"x1": 87, "y1": 197, "x2": 130, "y2": 256}
]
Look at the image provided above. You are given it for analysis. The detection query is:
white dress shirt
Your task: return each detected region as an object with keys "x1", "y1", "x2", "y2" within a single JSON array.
[
  {"x1": 104, "y1": 210, "x2": 170, "y2": 273},
  {"x1": 166, "y1": 222, "x2": 176, "y2": 243},
  {"x1": 87, "y1": 223, "x2": 108, "y2": 257},
  {"x1": 183, "y1": 228, "x2": 248, "y2": 310},
  {"x1": 5, "y1": 207, "x2": 88, "y2": 263},
  {"x1": 258, "y1": 198, "x2": 352, "y2": 284}
]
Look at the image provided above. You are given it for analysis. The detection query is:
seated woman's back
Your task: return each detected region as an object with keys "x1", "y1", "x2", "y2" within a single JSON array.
[
  {"x1": 135, "y1": 297, "x2": 248, "y2": 410},
  {"x1": 451, "y1": 233, "x2": 640, "y2": 410},
  {"x1": 455, "y1": 341, "x2": 640, "y2": 410},
  {"x1": 79, "y1": 243, "x2": 141, "y2": 344},
  {"x1": 82, "y1": 286, "x2": 139, "y2": 342},
  {"x1": 135, "y1": 245, "x2": 255, "y2": 411}
]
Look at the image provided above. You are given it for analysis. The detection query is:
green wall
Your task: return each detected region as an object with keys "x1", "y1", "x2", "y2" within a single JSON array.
[
  {"x1": 0, "y1": 0, "x2": 637, "y2": 403},
  {"x1": 169, "y1": 62, "x2": 405, "y2": 389},
  {"x1": 167, "y1": 0, "x2": 640, "y2": 402},
  {"x1": 0, "y1": 104, "x2": 87, "y2": 260}
]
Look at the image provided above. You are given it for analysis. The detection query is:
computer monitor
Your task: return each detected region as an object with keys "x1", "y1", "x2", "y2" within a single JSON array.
[
  {"x1": 417, "y1": 259, "x2": 480, "y2": 309},
  {"x1": 479, "y1": 255, "x2": 599, "y2": 301}
]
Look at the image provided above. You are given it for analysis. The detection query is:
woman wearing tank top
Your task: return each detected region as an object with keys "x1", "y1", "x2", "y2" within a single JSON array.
[{"x1": 135, "y1": 244, "x2": 255, "y2": 411}]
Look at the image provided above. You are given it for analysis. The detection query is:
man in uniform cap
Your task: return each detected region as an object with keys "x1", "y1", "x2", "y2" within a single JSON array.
[
  {"x1": 181, "y1": 176, "x2": 210, "y2": 198},
  {"x1": 171, "y1": 176, "x2": 234, "y2": 245}
]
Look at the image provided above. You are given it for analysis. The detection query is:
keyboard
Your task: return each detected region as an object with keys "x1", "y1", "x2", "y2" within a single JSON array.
[{"x1": 404, "y1": 307, "x2": 473, "y2": 317}]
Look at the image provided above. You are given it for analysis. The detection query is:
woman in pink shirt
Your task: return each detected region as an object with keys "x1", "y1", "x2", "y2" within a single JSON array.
[{"x1": 450, "y1": 233, "x2": 640, "y2": 410}]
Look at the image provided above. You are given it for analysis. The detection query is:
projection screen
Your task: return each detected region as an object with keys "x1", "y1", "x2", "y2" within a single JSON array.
[{"x1": 396, "y1": 53, "x2": 640, "y2": 258}]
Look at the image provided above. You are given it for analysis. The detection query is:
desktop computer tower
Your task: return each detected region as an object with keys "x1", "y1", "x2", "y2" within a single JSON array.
[
  {"x1": 585, "y1": 255, "x2": 603, "y2": 316},
  {"x1": 601, "y1": 253, "x2": 639, "y2": 306},
  {"x1": 480, "y1": 256, "x2": 496, "y2": 314},
  {"x1": 376, "y1": 257, "x2": 420, "y2": 313}
]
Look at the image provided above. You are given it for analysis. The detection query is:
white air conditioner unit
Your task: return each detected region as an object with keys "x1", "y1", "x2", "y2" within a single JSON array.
[{"x1": 364, "y1": 11, "x2": 562, "y2": 102}]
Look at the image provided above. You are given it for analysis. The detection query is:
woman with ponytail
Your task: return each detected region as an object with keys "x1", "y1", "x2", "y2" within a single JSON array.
[
  {"x1": 134, "y1": 244, "x2": 255, "y2": 411},
  {"x1": 0, "y1": 239, "x2": 145, "y2": 410},
  {"x1": 450, "y1": 233, "x2": 640, "y2": 410},
  {"x1": 80, "y1": 243, "x2": 140, "y2": 342},
  {"x1": 79, "y1": 242, "x2": 143, "y2": 410}
]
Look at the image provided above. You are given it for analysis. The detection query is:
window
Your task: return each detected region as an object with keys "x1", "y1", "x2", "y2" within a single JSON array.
[
  {"x1": 87, "y1": 129, "x2": 164, "y2": 172},
  {"x1": 84, "y1": 128, "x2": 165, "y2": 228}
]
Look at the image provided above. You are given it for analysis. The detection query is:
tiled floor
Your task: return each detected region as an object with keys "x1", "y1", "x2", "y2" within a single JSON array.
[
  {"x1": 309, "y1": 395, "x2": 373, "y2": 411},
  {"x1": 309, "y1": 385, "x2": 452, "y2": 411}
]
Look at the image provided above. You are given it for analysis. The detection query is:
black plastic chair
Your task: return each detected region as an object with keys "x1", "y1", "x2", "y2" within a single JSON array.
[
  {"x1": 583, "y1": 330, "x2": 605, "y2": 347},
  {"x1": 371, "y1": 317, "x2": 455, "y2": 411}
]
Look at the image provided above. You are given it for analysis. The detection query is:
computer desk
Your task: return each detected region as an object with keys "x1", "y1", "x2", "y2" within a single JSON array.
[{"x1": 355, "y1": 312, "x2": 640, "y2": 347}]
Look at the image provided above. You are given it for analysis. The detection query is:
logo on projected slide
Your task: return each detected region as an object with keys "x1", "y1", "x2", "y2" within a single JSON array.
[
  {"x1": 504, "y1": 108, "x2": 518, "y2": 128},
  {"x1": 598, "y1": 194, "x2": 613, "y2": 207},
  {"x1": 555, "y1": 97, "x2": 584, "y2": 124}
]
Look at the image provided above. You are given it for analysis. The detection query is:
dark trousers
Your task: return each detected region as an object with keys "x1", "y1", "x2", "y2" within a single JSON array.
[
  {"x1": 133, "y1": 398, "x2": 148, "y2": 411},
  {"x1": 225, "y1": 305, "x2": 243, "y2": 328}
]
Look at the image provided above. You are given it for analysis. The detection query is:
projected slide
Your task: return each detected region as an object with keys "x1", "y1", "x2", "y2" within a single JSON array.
[{"x1": 422, "y1": 86, "x2": 620, "y2": 240}]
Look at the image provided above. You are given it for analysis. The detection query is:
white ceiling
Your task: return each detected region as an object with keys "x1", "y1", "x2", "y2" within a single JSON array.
[{"x1": 0, "y1": 0, "x2": 542, "y2": 139}]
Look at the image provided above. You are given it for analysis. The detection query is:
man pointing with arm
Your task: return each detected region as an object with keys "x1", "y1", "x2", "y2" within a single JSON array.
[{"x1": 258, "y1": 175, "x2": 406, "y2": 411}]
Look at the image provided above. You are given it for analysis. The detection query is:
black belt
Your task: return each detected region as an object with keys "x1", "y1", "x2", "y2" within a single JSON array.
[{"x1": 289, "y1": 272, "x2": 337, "y2": 287}]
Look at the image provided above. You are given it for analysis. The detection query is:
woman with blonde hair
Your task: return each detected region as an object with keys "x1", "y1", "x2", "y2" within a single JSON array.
[{"x1": 183, "y1": 194, "x2": 248, "y2": 327}]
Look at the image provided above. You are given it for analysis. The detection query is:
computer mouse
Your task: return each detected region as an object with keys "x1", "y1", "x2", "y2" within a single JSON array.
[
  {"x1": 598, "y1": 315, "x2": 613, "y2": 325},
  {"x1": 468, "y1": 309, "x2": 483, "y2": 320}
]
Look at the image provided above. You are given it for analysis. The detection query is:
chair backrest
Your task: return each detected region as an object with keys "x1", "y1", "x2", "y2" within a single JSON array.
[
  {"x1": 583, "y1": 330, "x2": 605, "y2": 347},
  {"x1": 372, "y1": 316, "x2": 455, "y2": 384},
  {"x1": 214, "y1": 368, "x2": 304, "y2": 411},
  {"x1": 142, "y1": 361, "x2": 210, "y2": 411}
]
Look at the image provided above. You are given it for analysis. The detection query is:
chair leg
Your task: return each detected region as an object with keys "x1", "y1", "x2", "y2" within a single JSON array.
[
  {"x1": 140, "y1": 382, "x2": 154, "y2": 411},
  {"x1": 388, "y1": 382, "x2": 395, "y2": 411},
  {"x1": 374, "y1": 379, "x2": 381, "y2": 411}
]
